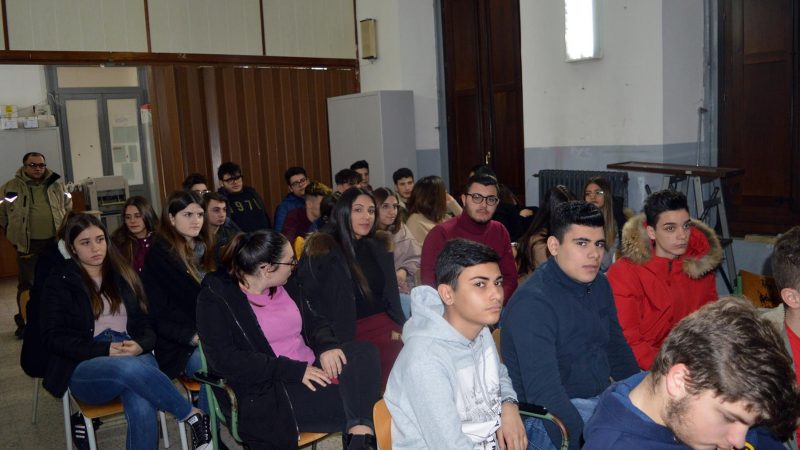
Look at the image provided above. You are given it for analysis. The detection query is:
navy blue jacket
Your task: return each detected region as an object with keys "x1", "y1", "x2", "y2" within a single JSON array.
[
  {"x1": 584, "y1": 372, "x2": 785, "y2": 450},
  {"x1": 500, "y1": 258, "x2": 638, "y2": 450},
  {"x1": 273, "y1": 193, "x2": 304, "y2": 233}
]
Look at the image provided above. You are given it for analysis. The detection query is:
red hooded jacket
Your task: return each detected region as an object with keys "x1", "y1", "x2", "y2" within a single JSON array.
[{"x1": 607, "y1": 214, "x2": 722, "y2": 369}]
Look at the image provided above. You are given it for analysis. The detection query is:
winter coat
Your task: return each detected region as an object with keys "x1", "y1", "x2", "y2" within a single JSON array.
[
  {"x1": 141, "y1": 236, "x2": 202, "y2": 379},
  {"x1": 0, "y1": 167, "x2": 72, "y2": 253},
  {"x1": 607, "y1": 214, "x2": 722, "y2": 369},
  {"x1": 390, "y1": 223, "x2": 421, "y2": 292},
  {"x1": 295, "y1": 231, "x2": 405, "y2": 342},
  {"x1": 39, "y1": 260, "x2": 156, "y2": 397},
  {"x1": 196, "y1": 270, "x2": 342, "y2": 450}
]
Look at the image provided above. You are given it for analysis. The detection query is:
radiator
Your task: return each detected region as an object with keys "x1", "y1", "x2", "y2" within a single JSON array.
[{"x1": 536, "y1": 170, "x2": 629, "y2": 207}]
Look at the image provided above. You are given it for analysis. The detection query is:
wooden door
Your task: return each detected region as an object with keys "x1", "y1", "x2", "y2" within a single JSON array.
[
  {"x1": 441, "y1": 0, "x2": 525, "y2": 202},
  {"x1": 719, "y1": 0, "x2": 800, "y2": 235}
]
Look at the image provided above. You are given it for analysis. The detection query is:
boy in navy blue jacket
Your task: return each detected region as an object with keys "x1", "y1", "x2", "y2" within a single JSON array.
[
  {"x1": 583, "y1": 298, "x2": 800, "y2": 450},
  {"x1": 501, "y1": 201, "x2": 638, "y2": 450}
]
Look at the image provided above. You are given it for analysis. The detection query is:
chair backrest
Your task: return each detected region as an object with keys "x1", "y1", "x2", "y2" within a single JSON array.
[
  {"x1": 738, "y1": 270, "x2": 782, "y2": 308},
  {"x1": 492, "y1": 328, "x2": 502, "y2": 362},
  {"x1": 373, "y1": 399, "x2": 392, "y2": 450}
]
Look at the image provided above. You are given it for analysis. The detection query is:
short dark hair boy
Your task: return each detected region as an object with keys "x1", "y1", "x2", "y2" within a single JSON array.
[{"x1": 385, "y1": 239, "x2": 526, "y2": 449}]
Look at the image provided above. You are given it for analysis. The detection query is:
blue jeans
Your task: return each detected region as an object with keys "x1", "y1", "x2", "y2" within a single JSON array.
[
  {"x1": 69, "y1": 330, "x2": 194, "y2": 450},
  {"x1": 184, "y1": 347, "x2": 209, "y2": 413},
  {"x1": 399, "y1": 293, "x2": 412, "y2": 319},
  {"x1": 524, "y1": 396, "x2": 600, "y2": 450}
]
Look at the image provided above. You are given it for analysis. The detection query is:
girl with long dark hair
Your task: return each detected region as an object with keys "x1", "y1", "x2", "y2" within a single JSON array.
[
  {"x1": 111, "y1": 196, "x2": 158, "y2": 273},
  {"x1": 40, "y1": 213, "x2": 211, "y2": 450},
  {"x1": 296, "y1": 188, "x2": 406, "y2": 386},
  {"x1": 515, "y1": 185, "x2": 576, "y2": 279}
]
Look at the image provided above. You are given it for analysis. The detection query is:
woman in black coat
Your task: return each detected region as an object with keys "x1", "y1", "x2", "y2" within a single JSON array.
[
  {"x1": 141, "y1": 191, "x2": 215, "y2": 407},
  {"x1": 39, "y1": 213, "x2": 211, "y2": 450},
  {"x1": 296, "y1": 187, "x2": 405, "y2": 386},
  {"x1": 197, "y1": 230, "x2": 380, "y2": 450}
]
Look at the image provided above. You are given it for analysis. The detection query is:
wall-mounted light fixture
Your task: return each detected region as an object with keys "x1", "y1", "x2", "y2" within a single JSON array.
[
  {"x1": 360, "y1": 18, "x2": 378, "y2": 60},
  {"x1": 565, "y1": 0, "x2": 601, "y2": 62}
]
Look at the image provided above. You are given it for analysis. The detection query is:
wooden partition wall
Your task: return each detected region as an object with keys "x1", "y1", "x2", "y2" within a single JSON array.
[{"x1": 148, "y1": 64, "x2": 359, "y2": 210}]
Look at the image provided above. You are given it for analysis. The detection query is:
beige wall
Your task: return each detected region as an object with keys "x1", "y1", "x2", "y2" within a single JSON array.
[
  {"x1": 6, "y1": 0, "x2": 147, "y2": 52},
  {"x1": 3, "y1": 0, "x2": 356, "y2": 59},
  {"x1": 148, "y1": 0, "x2": 262, "y2": 55},
  {"x1": 263, "y1": 0, "x2": 356, "y2": 58}
]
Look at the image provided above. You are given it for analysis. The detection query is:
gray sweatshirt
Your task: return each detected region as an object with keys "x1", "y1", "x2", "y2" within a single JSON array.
[{"x1": 384, "y1": 286, "x2": 518, "y2": 450}]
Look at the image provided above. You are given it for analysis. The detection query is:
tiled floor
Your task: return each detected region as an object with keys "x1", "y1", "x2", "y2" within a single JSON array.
[{"x1": 0, "y1": 276, "x2": 341, "y2": 449}]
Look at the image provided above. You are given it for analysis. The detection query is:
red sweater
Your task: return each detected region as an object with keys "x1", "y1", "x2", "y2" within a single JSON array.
[
  {"x1": 420, "y1": 213, "x2": 518, "y2": 302},
  {"x1": 607, "y1": 214, "x2": 722, "y2": 369}
]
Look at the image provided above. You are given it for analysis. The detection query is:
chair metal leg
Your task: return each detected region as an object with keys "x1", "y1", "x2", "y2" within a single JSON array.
[
  {"x1": 160, "y1": 411, "x2": 171, "y2": 448},
  {"x1": 62, "y1": 394, "x2": 74, "y2": 450},
  {"x1": 83, "y1": 414, "x2": 98, "y2": 450},
  {"x1": 179, "y1": 420, "x2": 189, "y2": 450},
  {"x1": 32, "y1": 377, "x2": 40, "y2": 424}
]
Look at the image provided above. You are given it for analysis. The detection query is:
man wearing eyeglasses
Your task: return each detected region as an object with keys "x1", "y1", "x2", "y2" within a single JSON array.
[
  {"x1": 0, "y1": 152, "x2": 72, "y2": 338},
  {"x1": 419, "y1": 173, "x2": 518, "y2": 301},
  {"x1": 216, "y1": 161, "x2": 272, "y2": 232},
  {"x1": 274, "y1": 166, "x2": 309, "y2": 233}
]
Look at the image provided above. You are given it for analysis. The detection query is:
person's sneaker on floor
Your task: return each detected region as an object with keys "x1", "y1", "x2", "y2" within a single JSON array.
[
  {"x1": 185, "y1": 412, "x2": 212, "y2": 450},
  {"x1": 14, "y1": 313, "x2": 25, "y2": 339},
  {"x1": 345, "y1": 433, "x2": 377, "y2": 450},
  {"x1": 70, "y1": 412, "x2": 90, "y2": 450}
]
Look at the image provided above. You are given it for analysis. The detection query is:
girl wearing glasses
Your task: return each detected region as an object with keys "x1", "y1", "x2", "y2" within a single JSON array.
[
  {"x1": 296, "y1": 187, "x2": 406, "y2": 387},
  {"x1": 141, "y1": 190, "x2": 215, "y2": 411},
  {"x1": 197, "y1": 230, "x2": 381, "y2": 450},
  {"x1": 583, "y1": 176, "x2": 619, "y2": 272},
  {"x1": 373, "y1": 187, "x2": 421, "y2": 319},
  {"x1": 112, "y1": 196, "x2": 158, "y2": 273}
]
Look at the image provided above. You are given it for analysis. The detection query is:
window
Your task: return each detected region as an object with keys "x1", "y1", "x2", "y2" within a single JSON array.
[{"x1": 564, "y1": 0, "x2": 601, "y2": 61}]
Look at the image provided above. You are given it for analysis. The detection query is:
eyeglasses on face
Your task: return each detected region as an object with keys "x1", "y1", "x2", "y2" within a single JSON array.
[
  {"x1": 270, "y1": 257, "x2": 298, "y2": 268},
  {"x1": 585, "y1": 189, "x2": 605, "y2": 197},
  {"x1": 290, "y1": 178, "x2": 308, "y2": 188},
  {"x1": 466, "y1": 192, "x2": 500, "y2": 206},
  {"x1": 194, "y1": 189, "x2": 210, "y2": 196},
  {"x1": 26, "y1": 163, "x2": 47, "y2": 169},
  {"x1": 222, "y1": 175, "x2": 243, "y2": 183}
]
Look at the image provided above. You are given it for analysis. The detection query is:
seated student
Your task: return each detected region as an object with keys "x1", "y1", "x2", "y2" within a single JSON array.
[
  {"x1": 183, "y1": 173, "x2": 210, "y2": 195},
  {"x1": 607, "y1": 190, "x2": 721, "y2": 370},
  {"x1": 501, "y1": 201, "x2": 639, "y2": 450},
  {"x1": 584, "y1": 298, "x2": 800, "y2": 450},
  {"x1": 296, "y1": 188, "x2": 406, "y2": 387},
  {"x1": 202, "y1": 192, "x2": 240, "y2": 255},
  {"x1": 282, "y1": 180, "x2": 331, "y2": 245},
  {"x1": 111, "y1": 196, "x2": 158, "y2": 273},
  {"x1": 385, "y1": 239, "x2": 526, "y2": 450},
  {"x1": 515, "y1": 185, "x2": 575, "y2": 280},
  {"x1": 420, "y1": 174, "x2": 519, "y2": 302},
  {"x1": 392, "y1": 167, "x2": 415, "y2": 221},
  {"x1": 39, "y1": 213, "x2": 212, "y2": 450},
  {"x1": 142, "y1": 191, "x2": 216, "y2": 412},
  {"x1": 216, "y1": 162, "x2": 272, "y2": 231},
  {"x1": 763, "y1": 225, "x2": 800, "y2": 450},
  {"x1": 405, "y1": 175, "x2": 456, "y2": 245},
  {"x1": 583, "y1": 177, "x2": 618, "y2": 272},
  {"x1": 335, "y1": 169, "x2": 361, "y2": 195},
  {"x1": 197, "y1": 230, "x2": 381, "y2": 450},
  {"x1": 351, "y1": 160, "x2": 373, "y2": 192},
  {"x1": 373, "y1": 187, "x2": 421, "y2": 319},
  {"x1": 274, "y1": 166, "x2": 308, "y2": 233}
]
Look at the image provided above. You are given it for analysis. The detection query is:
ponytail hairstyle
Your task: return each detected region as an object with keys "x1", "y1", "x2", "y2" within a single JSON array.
[
  {"x1": 158, "y1": 190, "x2": 215, "y2": 282},
  {"x1": 220, "y1": 230, "x2": 288, "y2": 297},
  {"x1": 64, "y1": 213, "x2": 148, "y2": 318},
  {"x1": 320, "y1": 187, "x2": 376, "y2": 302}
]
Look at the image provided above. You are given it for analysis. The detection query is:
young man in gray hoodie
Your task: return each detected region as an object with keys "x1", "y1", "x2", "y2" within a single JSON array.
[{"x1": 384, "y1": 239, "x2": 527, "y2": 450}]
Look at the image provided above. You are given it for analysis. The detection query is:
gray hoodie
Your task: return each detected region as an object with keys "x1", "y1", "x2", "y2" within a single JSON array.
[{"x1": 384, "y1": 286, "x2": 517, "y2": 450}]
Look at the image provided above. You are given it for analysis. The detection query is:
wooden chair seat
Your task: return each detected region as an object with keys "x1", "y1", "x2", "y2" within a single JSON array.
[
  {"x1": 72, "y1": 397, "x2": 124, "y2": 419},
  {"x1": 298, "y1": 432, "x2": 329, "y2": 447}
]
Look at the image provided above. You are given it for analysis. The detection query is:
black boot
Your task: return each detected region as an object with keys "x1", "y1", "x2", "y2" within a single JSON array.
[{"x1": 344, "y1": 433, "x2": 377, "y2": 450}]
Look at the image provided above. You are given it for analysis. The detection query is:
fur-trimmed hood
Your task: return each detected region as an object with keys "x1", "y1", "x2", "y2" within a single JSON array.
[
  {"x1": 619, "y1": 213, "x2": 723, "y2": 279},
  {"x1": 302, "y1": 229, "x2": 394, "y2": 258}
]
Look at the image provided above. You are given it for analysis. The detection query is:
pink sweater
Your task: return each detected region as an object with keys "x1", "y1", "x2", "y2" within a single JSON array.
[{"x1": 243, "y1": 286, "x2": 315, "y2": 364}]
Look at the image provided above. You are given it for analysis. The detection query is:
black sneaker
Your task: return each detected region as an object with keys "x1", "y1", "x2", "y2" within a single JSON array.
[
  {"x1": 14, "y1": 314, "x2": 25, "y2": 339},
  {"x1": 345, "y1": 433, "x2": 377, "y2": 450},
  {"x1": 70, "y1": 412, "x2": 103, "y2": 450},
  {"x1": 185, "y1": 412, "x2": 212, "y2": 450}
]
